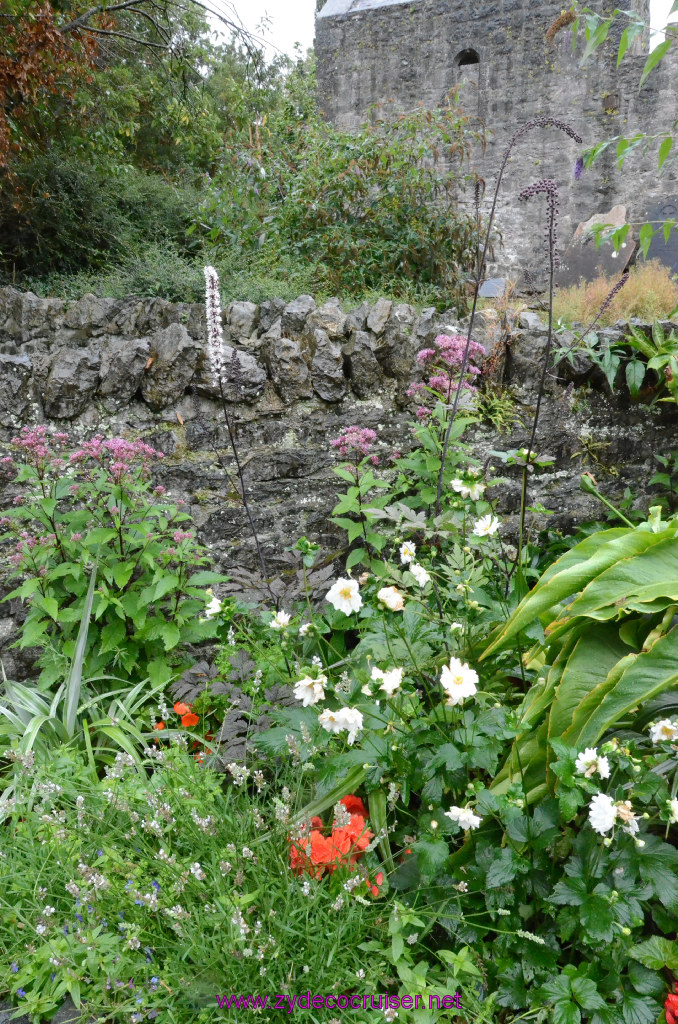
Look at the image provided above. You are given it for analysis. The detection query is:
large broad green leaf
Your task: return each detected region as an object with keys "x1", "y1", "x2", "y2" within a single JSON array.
[
  {"x1": 480, "y1": 527, "x2": 673, "y2": 659},
  {"x1": 576, "y1": 624, "x2": 678, "y2": 748},
  {"x1": 563, "y1": 651, "x2": 638, "y2": 747},
  {"x1": 562, "y1": 534, "x2": 678, "y2": 619},
  {"x1": 547, "y1": 622, "x2": 631, "y2": 745}
]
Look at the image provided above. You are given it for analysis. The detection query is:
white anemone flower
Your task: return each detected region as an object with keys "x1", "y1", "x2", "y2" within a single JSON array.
[
  {"x1": 201, "y1": 589, "x2": 222, "y2": 620},
  {"x1": 440, "y1": 657, "x2": 478, "y2": 706},
  {"x1": 444, "y1": 805, "x2": 482, "y2": 830},
  {"x1": 649, "y1": 719, "x2": 678, "y2": 744},
  {"x1": 293, "y1": 675, "x2": 326, "y2": 707},
  {"x1": 377, "y1": 586, "x2": 405, "y2": 611},
  {"x1": 472, "y1": 514, "x2": 500, "y2": 537},
  {"x1": 574, "y1": 747, "x2": 611, "y2": 780},
  {"x1": 270, "y1": 610, "x2": 291, "y2": 630},
  {"x1": 588, "y1": 793, "x2": 618, "y2": 834},
  {"x1": 371, "y1": 666, "x2": 403, "y2": 697},
  {"x1": 399, "y1": 542, "x2": 416, "y2": 564},
  {"x1": 326, "y1": 578, "x2": 363, "y2": 615},
  {"x1": 409, "y1": 562, "x2": 431, "y2": 587},
  {"x1": 318, "y1": 707, "x2": 364, "y2": 746},
  {"x1": 667, "y1": 798, "x2": 678, "y2": 823}
]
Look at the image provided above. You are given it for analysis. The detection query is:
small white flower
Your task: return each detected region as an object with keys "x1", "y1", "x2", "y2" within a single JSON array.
[
  {"x1": 377, "y1": 586, "x2": 405, "y2": 611},
  {"x1": 299, "y1": 622, "x2": 312, "y2": 636},
  {"x1": 472, "y1": 514, "x2": 500, "y2": 537},
  {"x1": 270, "y1": 610, "x2": 291, "y2": 630},
  {"x1": 649, "y1": 719, "x2": 678, "y2": 744},
  {"x1": 440, "y1": 657, "x2": 478, "y2": 705},
  {"x1": 399, "y1": 541, "x2": 416, "y2": 564},
  {"x1": 293, "y1": 675, "x2": 327, "y2": 707},
  {"x1": 202, "y1": 590, "x2": 222, "y2": 619},
  {"x1": 408, "y1": 562, "x2": 430, "y2": 587},
  {"x1": 371, "y1": 665, "x2": 403, "y2": 697},
  {"x1": 259, "y1": 166, "x2": 266, "y2": 179},
  {"x1": 615, "y1": 799, "x2": 639, "y2": 836},
  {"x1": 449, "y1": 621, "x2": 463, "y2": 632},
  {"x1": 588, "y1": 793, "x2": 617, "y2": 834},
  {"x1": 452, "y1": 478, "x2": 485, "y2": 500},
  {"x1": 318, "y1": 707, "x2": 363, "y2": 745},
  {"x1": 575, "y1": 747, "x2": 611, "y2": 780},
  {"x1": 326, "y1": 577, "x2": 363, "y2": 615},
  {"x1": 444, "y1": 805, "x2": 482, "y2": 830},
  {"x1": 667, "y1": 798, "x2": 678, "y2": 823}
]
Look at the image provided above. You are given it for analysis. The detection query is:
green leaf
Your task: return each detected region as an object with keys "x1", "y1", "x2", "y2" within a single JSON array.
[
  {"x1": 553, "y1": 1002, "x2": 581, "y2": 1024},
  {"x1": 631, "y1": 936, "x2": 678, "y2": 970},
  {"x1": 112, "y1": 562, "x2": 135, "y2": 589},
  {"x1": 157, "y1": 621, "x2": 180, "y2": 651},
  {"x1": 63, "y1": 562, "x2": 97, "y2": 740},
  {"x1": 414, "y1": 839, "x2": 449, "y2": 881},
  {"x1": 485, "y1": 847, "x2": 517, "y2": 888},
  {"x1": 626, "y1": 359, "x2": 646, "y2": 397},
  {"x1": 345, "y1": 547, "x2": 367, "y2": 570},
  {"x1": 99, "y1": 618, "x2": 127, "y2": 655},
  {"x1": 154, "y1": 575, "x2": 180, "y2": 601},
  {"x1": 41, "y1": 596, "x2": 59, "y2": 621},
  {"x1": 618, "y1": 23, "x2": 644, "y2": 65},
  {"x1": 186, "y1": 571, "x2": 230, "y2": 586},
  {"x1": 392, "y1": 933, "x2": 404, "y2": 962},
  {"x1": 639, "y1": 222, "x2": 655, "y2": 258},
  {"x1": 639, "y1": 38, "x2": 672, "y2": 87},
  {"x1": 38, "y1": 496, "x2": 57, "y2": 518},
  {"x1": 571, "y1": 977, "x2": 606, "y2": 1011},
  {"x1": 659, "y1": 137, "x2": 674, "y2": 171}
]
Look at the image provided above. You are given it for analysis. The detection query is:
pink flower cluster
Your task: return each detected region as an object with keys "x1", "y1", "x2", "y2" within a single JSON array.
[
  {"x1": 408, "y1": 333, "x2": 486, "y2": 416},
  {"x1": 68, "y1": 435, "x2": 163, "y2": 484},
  {"x1": 330, "y1": 426, "x2": 379, "y2": 465}
]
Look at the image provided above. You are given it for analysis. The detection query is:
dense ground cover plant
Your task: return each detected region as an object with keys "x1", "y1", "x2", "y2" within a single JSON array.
[{"x1": 0, "y1": 743, "x2": 398, "y2": 1023}]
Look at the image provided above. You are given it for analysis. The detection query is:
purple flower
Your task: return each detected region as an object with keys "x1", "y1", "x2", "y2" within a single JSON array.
[
  {"x1": 10, "y1": 963, "x2": 18, "y2": 973},
  {"x1": 574, "y1": 156, "x2": 584, "y2": 180},
  {"x1": 17, "y1": 989, "x2": 26, "y2": 999},
  {"x1": 151, "y1": 881, "x2": 160, "y2": 891}
]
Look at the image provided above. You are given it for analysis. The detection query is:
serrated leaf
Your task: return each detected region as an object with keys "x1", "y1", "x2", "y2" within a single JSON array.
[
  {"x1": 630, "y1": 936, "x2": 678, "y2": 970},
  {"x1": 158, "y1": 622, "x2": 180, "y2": 651},
  {"x1": 626, "y1": 360, "x2": 646, "y2": 396}
]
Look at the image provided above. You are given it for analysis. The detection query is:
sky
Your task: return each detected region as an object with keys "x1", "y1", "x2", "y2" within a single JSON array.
[
  {"x1": 209, "y1": 0, "x2": 316, "y2": 60},
  {"x1": 208, "y1": 0, "x2": 675, "y2": 60}
]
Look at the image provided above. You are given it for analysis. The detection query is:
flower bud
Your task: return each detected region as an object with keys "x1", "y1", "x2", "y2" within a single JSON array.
[
  {"x1": 603, "y1": 837, "x2": 612, "y2": 847},
  {"x1": 621, "y1": 927, "x2": 631, "y2": 936},
  {"x1": 430, "y1": 820, "x2": 438, "y2": 830},
  {"x1": 635, "y1": 839, "x2": 645, "y2": 848}
]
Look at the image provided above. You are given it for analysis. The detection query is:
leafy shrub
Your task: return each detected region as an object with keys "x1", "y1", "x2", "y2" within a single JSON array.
[
  {"x1": 195, "y1": 88, "x2": 481, "y2": 311},
  {"x1": 0, "y1": 426, "x2": 227, "y2": 690},
  {"x1": 0, "y1": 155, "x2": 200, "y2": 279},
  {"x1": 554, "y1": 259, "x2": 678, "y2": 327}
]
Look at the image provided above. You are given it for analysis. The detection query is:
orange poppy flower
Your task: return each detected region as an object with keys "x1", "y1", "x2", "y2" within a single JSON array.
[
  {"x1": 181, "y1": 712, "x2": 200, "y2": 728},
  {"x1": 174, "y1": 701, "x2": 192, "y2": 716},
  {"x1": 153, "y1": 721, "x2": 166, "y2": 730},
  {"x1": 310, "y1": 816, "x2": 323, "y2": 829},
  {"x1": 340, "y1": 795, "x2": 368, "y2": 818}
]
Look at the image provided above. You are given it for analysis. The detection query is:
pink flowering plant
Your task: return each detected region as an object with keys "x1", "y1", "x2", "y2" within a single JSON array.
[
  {"x1": 0, "y1": 425, "x2": 228, "y2": 690},
  {"x1": 407, "y1": 332, "x2": 486, "y2": 421}
]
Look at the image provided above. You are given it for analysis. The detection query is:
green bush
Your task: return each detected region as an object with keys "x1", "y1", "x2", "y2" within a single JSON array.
[{"x1": 0, "y1": 155, "x2": 199, "y2": 279}]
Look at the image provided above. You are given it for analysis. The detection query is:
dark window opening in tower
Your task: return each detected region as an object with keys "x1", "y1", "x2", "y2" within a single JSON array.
[{"x1": 456, "y1": 49, "x2": 480, "y2": 67}]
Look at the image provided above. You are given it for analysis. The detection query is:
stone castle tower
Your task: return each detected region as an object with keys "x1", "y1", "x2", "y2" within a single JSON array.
[{"x1": 315, "y1": 0, "x2": 678, "y2": 281}]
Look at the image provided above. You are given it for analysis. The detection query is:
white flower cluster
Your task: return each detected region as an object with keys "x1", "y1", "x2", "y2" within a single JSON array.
[
  {"x1": 318, "y1": 707, "x2": 364, "y2": 745},
  {"x1": 369, "y1": 665, "x2": 404, "y2": 697},
  {"x1": 588, "y1": 794, "x2": 639, "y2": 838},
  {"x1": 270, "y1": 610, "x2": 291, "y2": 630}
]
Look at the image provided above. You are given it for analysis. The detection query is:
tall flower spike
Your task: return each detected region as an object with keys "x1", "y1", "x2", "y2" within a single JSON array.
[{"x1": 204, "y1": 266, "x2": 225, "y2": 379}]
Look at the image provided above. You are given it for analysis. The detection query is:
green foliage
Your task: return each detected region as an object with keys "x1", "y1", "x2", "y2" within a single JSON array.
[
  {"x1": 1, "y1": 745, "x2": 393, "y2": 1022},
  {"x1": 0, "y1": 156, "x2": 200, "y2": 279},
  {"x1": 481, "y1": 513, "x2": 678, "y2": 801},
  {"x1": 195, "y1": 70, "x2": 481, "y2": 310},
  {"x1": 0, "y1": 427, "x2": 228, "y2": 691},
  {"x1": 473, "y1": 384, "x2": 524, "y2": 434}
]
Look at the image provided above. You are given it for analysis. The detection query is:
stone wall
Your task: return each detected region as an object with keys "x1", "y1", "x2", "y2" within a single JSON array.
[
  {"x1": 315, "y1": 0, "x2": 678, "y2": 274},
  {"x1": 1, "y1": 285, "x2": 676, "y2": 680}
]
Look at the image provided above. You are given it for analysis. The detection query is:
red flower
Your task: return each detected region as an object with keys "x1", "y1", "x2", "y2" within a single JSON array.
[
  {"x1": 153, "y1": 721, "x2": 166, "y2": 731},
  {"x1": 181, "y1": 712, "x2": 200, "y2": 728},
  {"x1": 665, "y1": 984, "x2": 678, "y2": 1024},
  {"x1": 310, "y1": 816, "x2": 324, "y2": 829},
  {"x1": 174, "y1": 701, "x2": 192, "y2": 716},
  {"x1": 340, "y1": 795, "x2": 368, "y2": 818}
]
